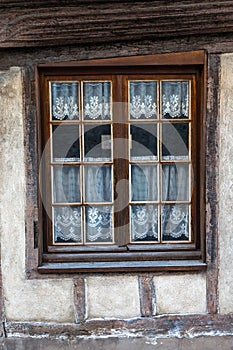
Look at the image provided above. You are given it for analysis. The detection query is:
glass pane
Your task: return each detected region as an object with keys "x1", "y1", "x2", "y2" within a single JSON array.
[
  {"x1": 84, "y1": 124, "x2": 112, "y2": 162},
  {"x1": 131, "y1": 205, "x2": 158, "y2": 242},
  {"x1": 84, "y1": 165, "x2": 112, "y2": 202},
  {"x1": 53, "y1": 166, "x2": 81, "y2": 203},
  {"x1": 85, "y1": 206, "x2": 113, "y2": 243},
  {"x1": 129, "y1": 81, "x2": 157, "y2": 119},
  {"x1": 53, "y1": 206, "x2": 82, "y2": 243},
  {"x1": 51, "y1": 82, "x2": 79, "y2": 120},
  {"x1": 162, "y1": 123, "x2": 189, "y2": 160},
  {"x1": 162, "y1": 81, "x2": 189, "y2": 119},
  {"x1": 131, "y1": 164, "x2": 158, "y2": 201},
  {"x1": 52, "y1": 125, "x2": 80, "y2": 162},
  {"x1": 162, "y1": 204, "x2": 189, "y2": 241},
  {"x1": 130, "y1": 123, "x2": 157, "y2": 161},
  {"x1": 162, "y1": 164, "x2": 189, "y2": 201},
  {"x1": 83, "y1": 82, "x2": 111, "y2": 120}
]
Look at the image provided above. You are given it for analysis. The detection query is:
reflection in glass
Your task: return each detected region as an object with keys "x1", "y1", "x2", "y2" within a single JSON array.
[
  {"x1": 130, "y1": 81, "x2": 157, "y2": 119},
  {"x1": 52, "y1": 125, "x2": 80, "y2": 162},
  {"x1": 162, "y1": 164, "x2": 189, "y2": 201},
  {"x1": 131, "y1": 164, "x2": 157, "y2": 201},
  {"x1": 84, "y1": 166, "x2": 112, "y2": 202},
  {"x1": 51, "y1": 82, "x2": 79, "y2": 120},
  {"x1": 131, "y1": 205, "x2": 158, "y2": 242},
  {"x1": 53, "y1": 206, "x2": 82, "y2": 243},
  {"x1": 162, "y1": 81, "x2": 189, "y2": 119},
  {"x1": 84, "y1": 124, "x2": 112, "y2": 162},
  {"x1": 85, "y1": 206, "x2": 113, "y2": 243},
  {"x1": 162, "y1": 123, "x2": 189, "y2": 160},
  {"x1": 53, "y1": 166, "x2": 80, "y2": 203},
  {"x1": 83, "y1": 82, "x2": 111, "y2": 120},
  {"x1": 162, "y1": 204, "x2": 189, "y2": 241},
  {"x1": 130, "y1": 124, "x2": 157, "y2": 161}
]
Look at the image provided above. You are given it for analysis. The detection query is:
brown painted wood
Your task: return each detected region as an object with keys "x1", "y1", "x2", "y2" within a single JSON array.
[
  {"x1": 206, "y1": 54, "x2": 220, "y2": 314},
  {"x1": 42, "y1": 250, "x2": 203, "y2": 262},
  {"x1": 1, "y1": 2, "x2": 233, "y2": 48},
  {"x1": 138, "y1": 275, "x2": 156, "y2": 317},
  {"x1": 4, "y1": 313, "x2": 233, "y2": 338},
  {"x1": 38, "y1": 50, "x2": 206, "y2": 67},
  {"x1": 38, "y1": 260, "x2": 206, "y2": 273},
  {"x1": 37, "y1": 53, "x2": 206, "y2": 273},
  {"x1": 73, "y1": 278, "x2": 86, "y2": 323}
]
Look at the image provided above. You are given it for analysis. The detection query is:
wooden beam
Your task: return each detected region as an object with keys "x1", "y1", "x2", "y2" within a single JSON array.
[{"x1": 1, "y1": 1, "x2": 233, "y2": 48}]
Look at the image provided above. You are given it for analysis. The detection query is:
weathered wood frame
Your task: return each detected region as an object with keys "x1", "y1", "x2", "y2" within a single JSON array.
[{"x1": 37, "y1": 50, "x2": 206, "y2": 273}]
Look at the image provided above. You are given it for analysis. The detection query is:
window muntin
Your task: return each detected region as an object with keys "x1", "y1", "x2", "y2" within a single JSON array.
[
  {"x1": 48, "y1": 78, "x2": 193, "y2": 245},
  {"x1": 128, "y1": 79, "x2": 192, "y2": 244},
  {"x1": 38, "y1": 53, "x2": 205, "y2": 272}
]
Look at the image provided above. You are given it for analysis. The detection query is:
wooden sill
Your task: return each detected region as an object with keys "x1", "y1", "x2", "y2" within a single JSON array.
[{"x1": 38, "y1": 260, "x2": 207, "y2": 274}]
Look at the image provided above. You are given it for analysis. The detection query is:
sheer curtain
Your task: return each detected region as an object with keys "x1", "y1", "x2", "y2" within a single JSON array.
[
  {"x1": 51, "y1": 82, "x2": 79, "y2": 120},
  {"x1": 53, "y1": 166, "x2": 112, "y2": 243},
  {"x1": 130, "y1": 81, "x2": 157, "y2": 119},
  {"x1": 162, "y1": 81, "x2": 189, "y2": 119},
  {"x1": 52, "y1": 80, "x2": 190, "y2": 243},
  {"x1": 83, "y1": 82, "x2": 111, "y2": 120},
  {"x1": 161, "y1": 164, "x2": 189, "y2": 240},
  {"x1": 130, "y1": 80, "x2": 190, "y2": 241}
]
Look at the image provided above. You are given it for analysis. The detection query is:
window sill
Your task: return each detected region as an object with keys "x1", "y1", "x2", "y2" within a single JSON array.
[{"x1": 38, "y1": 260, "x2": 207, "y2": 274}]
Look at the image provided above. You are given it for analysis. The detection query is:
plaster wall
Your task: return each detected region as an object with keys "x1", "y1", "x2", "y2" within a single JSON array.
[
  {"x1": 0, "y1": 67, "x2": 207, "y2": 322},
  {"x1": 219, "y1": 54, "x2": 233, "y2": 313}
]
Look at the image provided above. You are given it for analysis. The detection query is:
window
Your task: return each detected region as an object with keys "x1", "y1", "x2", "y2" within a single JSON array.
[{"x1": 37, "y1": 51, "x2": 206, "y2": 273}]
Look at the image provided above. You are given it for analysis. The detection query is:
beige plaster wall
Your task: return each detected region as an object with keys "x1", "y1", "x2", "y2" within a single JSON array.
[
  {"x1": 219, "y1": 54, "x2": 233, "y2": 313},
  {"x1": 0, "y1": 68, "x2": 74, "y2": 322},
  {"x1": 0, "y1": 67, "x2": 208, "y2": 322}
]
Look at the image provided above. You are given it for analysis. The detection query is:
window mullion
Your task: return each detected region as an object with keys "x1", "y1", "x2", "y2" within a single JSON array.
[{"x1": 113, "y1": 75, "x2": 130, "y2": 246}]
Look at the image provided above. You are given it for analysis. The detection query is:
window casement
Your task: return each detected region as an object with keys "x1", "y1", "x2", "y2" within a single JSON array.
[{"x1": 37, "y1": 51, "x2": 206, "y2": 273}]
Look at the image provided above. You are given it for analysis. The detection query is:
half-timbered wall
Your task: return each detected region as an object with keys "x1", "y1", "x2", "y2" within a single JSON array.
[{"x1": 0, "y1": 0, "x2": 232, "y2": 338}]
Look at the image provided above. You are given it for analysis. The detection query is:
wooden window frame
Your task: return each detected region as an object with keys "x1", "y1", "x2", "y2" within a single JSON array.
[{"x1": 37, "y1": 51, "x2": 206, "y2": 273}]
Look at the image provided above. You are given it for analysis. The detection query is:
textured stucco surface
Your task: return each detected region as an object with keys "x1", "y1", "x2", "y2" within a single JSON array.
[
  {"x1": 0, "y1": 67, "x2": 209, "y2": 323},
  {"x1": 155, "y1": 273, "x2": 207, "y2": 314},
  {"x1": 0, "y1": 68, "x2": 74, "y2": 322},
  {"x1": 86, "y1": 276, "x2": 141, "y2": 318},
  {"x1": 219, "y1": 54, "x2": 233, "y2": 313}
]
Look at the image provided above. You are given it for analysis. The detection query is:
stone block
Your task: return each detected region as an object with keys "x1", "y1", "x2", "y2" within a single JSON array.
[
  {"x1": 86, "y1": 276, "x2": 140, "y2": 319},
  {"x1": 154, "y1": 273, "x2": 206, "y2": 315}
]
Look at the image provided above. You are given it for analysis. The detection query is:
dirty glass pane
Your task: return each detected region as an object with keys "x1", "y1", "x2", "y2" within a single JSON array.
[
  {"x1": 53, "y1": 206, "x2": 82, "y2": 243},
  {"x1": 51, "y1": 82, "x2": 79, "y2": 120},
  {"x1": 83, "y1": 82, "x2": 111, "y2": 120},
  {"x1": 84, "y1": 165, "x2": 112, "y2": 203},
  {"x1": 53, "y1": 166, "x2": 81, "y2": 203},
  {"x1": 85, "y1": 205, "x2": 113, "y2": 243},
  {"x1": 52, "y1": 125, "x2": 80, "y2": 162},
  {"x1": 130, "y1": 205, "x2": 158, "y2": 242},
  {"x1": 162, "y1": 81, "x2": 189, "y2": 119},
  {"x1": 131, "y1": 164, "x2": 158, "y2": 201},
  {"x1": 162, "y1": 164, "x2": 189, "y2": 201},
  {"x1": 129, "y1": 81, "x2": 157, "y2": 119},
  {"x1": 84, "y1": 124, "x2": 112, "y2": 162},
  {"x1": 162, "y1": 204, "x2": 189, "y2": 241},
  {"x1": 130, "y1": 123, "x2": 157, "y2": 161},
  {"x1": 162, "y1": 123, "x2": 189, "y2": 160}
]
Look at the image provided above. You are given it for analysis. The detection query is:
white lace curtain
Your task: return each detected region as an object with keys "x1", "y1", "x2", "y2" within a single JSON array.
[
  {"x1": 130, "y1": 164, "x2": 189, "y2": 241},
  {"x1": 83, "y1": 82, "x2": 111, "y2": 120},
  {"x1": 130, "y1": 81, "x2": 157, "y2": 119},
  {"x1": 53, "y1": 166, "x2": 112, "y2": 243},
  {"x1": 162, "y1": 81, "x2": 189, "y2": 119},
  {"x1": 53, "y1": 164, "x2": 189, "y2": 242},
  {"x1": 52, "y1": 80, "x2": 189, "y2": 243},
  {"x1": 51, "y1": 82, "x2": 79, "y2": 120}
]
